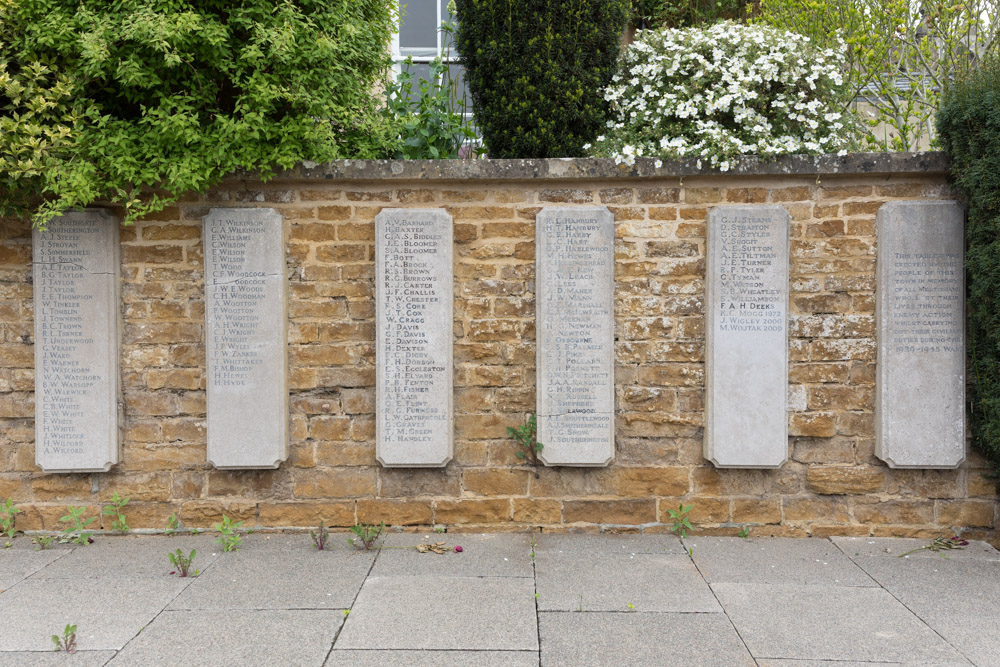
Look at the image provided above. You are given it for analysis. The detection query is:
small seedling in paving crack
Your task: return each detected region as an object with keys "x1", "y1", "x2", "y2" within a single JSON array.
[
  {"x1": 898, "y1": 535, "x2": 969, "y2": 558},
  {"x1": 342, "y1": 610, "x2": 350, "y2": 617},
  {"x1": 508, "y1": 413, "x2": 544, "y2": 478},
  {"x1": 168, "y1": 548, "x2": 197, "y2": 577},
  {"x1": 33, "y1": 535, "x2": 54, "y2": 551},
  {"x1": 530, "y1": 534, "x2": 536, "y2": 561},
  {"x1": 737, "y1": 525, "x2": 751, "y2": 539},
  {"x1": 667, "y1": 503, "x2": 693, "y2": 538},
  {"x1": 52, "y1": 624, "x2": 77, "y2": 653},
  {"x1": 1, "y1": 497, "x2": 20, "y2": 539},
  {"x1": 349, "y1": 522, "x2": 384, "y2": 550},
  {"x1": 626, "y1": 602, "x2": 635, "y2": 612},
  {"x1": 165, "y1": 512, "x2": 181, "y2": 535},
  {"x1": 101, "y1": 492, "x2": 130, "y2": 533},
  {"x1": 213, "y1": 515, "x2": 245, "y2": 552},
  {"x1": 310, "y1": 521, "x2": 330, "y2": 551},
  {"x1": 58, "y1": 506, "x2": 95, "y2": 545}
]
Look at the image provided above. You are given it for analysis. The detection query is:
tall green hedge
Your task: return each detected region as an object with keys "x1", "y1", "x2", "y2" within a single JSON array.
[
  {"x1": 937, "y1": 56, "x2": 1000, "y2": 482},
  {"x1": 454, "y1": 0, "x2": 628, "y2": 159},
  {"x1": 0, "y1": 0, "x2": 399, "y2": 228}
]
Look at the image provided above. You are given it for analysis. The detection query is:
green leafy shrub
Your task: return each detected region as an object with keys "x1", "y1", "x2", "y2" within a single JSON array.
[
  {"x1": 0, "y1": 0, "x2": 400, "y2": 228},
  {"x1": 454, "y1": 0, "x2": 628, "y2": 158},
  {"x1": 631, "y1": 0, "x2": 748, "y2": 29},
  {"x1": 589, "y1": 22, "x2": 856, "y2": 169},
  {"x1": 938, "y1": 55, "x2": 1000, "y2": 484}
]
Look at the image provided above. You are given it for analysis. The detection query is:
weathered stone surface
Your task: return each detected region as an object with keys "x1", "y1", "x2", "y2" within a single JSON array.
[
  {"x1": 536, "y1": 206, "x2": 615, "y2": 466},
  {"x1": 376, "y1": 209, "x2": 453, "y2": 467},
  {"x1": 706, "y1": 206, "x2": 789, "y2": 468},
  {"x1": 204, "y1": 208, "x2": 288, "y2": 468},
  {"x1": 33, "y1": 210, "x2": 121, "y2": 472},
  {"x1": 876, "y1": 201, "x2": 965, "y2": 468}
]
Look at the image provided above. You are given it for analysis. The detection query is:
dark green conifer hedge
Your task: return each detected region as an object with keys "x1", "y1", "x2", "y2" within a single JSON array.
[
  {"x1": 454, "y1": 0, "x2": 628, "y2": 159},
  {"x1": 938, "y1": 56, "x2": 1000, "y2": 483}
]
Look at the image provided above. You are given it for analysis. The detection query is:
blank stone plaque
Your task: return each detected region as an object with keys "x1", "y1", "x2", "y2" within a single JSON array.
[
  {"x1": 877, "y1": 201, "x2": 965, "y2": 468},
  {"x1": 706, "y1": 205, "x2": 789, "y2": 468},
  {"x1": 204, "y1": 208, "x2": 288, "y2": 469},
  {"x1": 376, "y1": 209, "x2": 453, "y2": 467},
  {"x1": 536, "y1": 206, "x2": 615, "y2": 467},
  {"x1": 33, "y1": 209, "x2": 122, "y2": 472}
]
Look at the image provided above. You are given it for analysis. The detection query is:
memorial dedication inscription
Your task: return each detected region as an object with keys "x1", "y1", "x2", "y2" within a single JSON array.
[
  {"x1": 706, "y1": 205, "x2": 789, "y2": 468},
  {"x1": 33, "y1": 210, "x2": 121, "y2": 472},
  {"x1": 376, "y1": 209, "x2": 453, "y2": 467},
  {"x1": 204, "y1": 208, "x2": 288, "y2": 469},
  {"x1": 536, "y1": 206, "x2": 615, "y2": 467},
  {"x1": 877, "y1": 201, "x2": 965, "y2": 468}
]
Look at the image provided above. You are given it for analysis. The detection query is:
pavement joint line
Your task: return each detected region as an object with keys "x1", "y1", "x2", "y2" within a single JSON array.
[
  {"x1": 531, "y1": 533, "x2": 542, "y2": 667},
  {"x1": 826, "y1": 536, "x2": 886, "y2": 587},
  {"x1": 682, "y1": 535, "x2": 761, "y2": 666},
  {"x1": 323, "y1": 543, "x2": 382, "y2": 664}
]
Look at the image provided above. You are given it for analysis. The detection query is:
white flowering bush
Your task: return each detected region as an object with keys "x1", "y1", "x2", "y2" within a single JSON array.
[{"x1": 588, "y1": 22, "x2": 858, "y2": 169}]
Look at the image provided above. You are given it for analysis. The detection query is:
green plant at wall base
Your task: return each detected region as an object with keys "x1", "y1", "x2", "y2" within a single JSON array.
[
  {"x1": 165, "y1": 512, "x2": 180, "y2": 535},
  {"x1": 0, "y1": 497, "x2": 20, "y2": 539},
  {"x1": 168, "y1": 548, "x2": 197, "y2": 577},
  {"x1": 454, "y1": 0, "x2": 629, "y2": 158},
  {"x1": 349, "y1": 522, "x2": 384, "y2": 551},
  {"x1": 0, "y1": 0, "x2": 401, "y2": 229},
  {"x1": 51, "y1": 624, "x2": 77, "y2": 653},
  {"x1": 938, "y1": 54, "x2": 1000, "y2": 483},
  {"x1": 310, "y1": 521, "x2": 330, "y2": 551},
  {"x1": 101, "y1": 492, "x2": 129, "y2": 533},
  {"x1": 58, "y1": 506, "x2": 95, "y2": 545},
  {"x1": 213, "y1": 515, "x2": 244, "y2": 553},
  {"x1": 33, "y1": 535, "x2": 54, "y2": 551},
  {"x1": 668, "y1": 503, "x2": 693, "y2": 537},
  {"x1": 737, "y1": 525, "x2": 751, "y2": 539},
  {"x1": 508, "y1": 413, "x2": 544, "y2": 478}
]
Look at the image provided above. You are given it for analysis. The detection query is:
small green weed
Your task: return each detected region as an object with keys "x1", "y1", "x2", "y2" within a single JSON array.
[
  {"x1": 667, "y1": 503, "x2": 693, "y2": 538},
  {"x1": 58, "y1": 506, "x2": 96, "y2": 545},
  {"x1": 165, "y1": 512, "x2": 180, "y2": 535},
  {"x1": 310, "y1": 521, "x2": 330, "y2": 551},
  {"x1": 737, "y1": 525, "x2": 751, "y2": 539},
  {"x1": 168, "y1": 548, "x2": 197, "y2": 577},
  {"x1": 349, "y1": 522, "x2": 384, "y2": 550},
  {"x1": 508, "y1": 413, "x2": 544, "y2": 478},
  {"x1": 626, "y1": 602, "x2": 635, "y2": 612},
  {"x1": 33, "y1": 535, "x2": 54, "y2": 551},
  {"x1": 1, "y1": 497, "x2": 20, "y2": 539},
  {"x1": 212, "y1": 515, "x2": 245, "y2": 552},
  {"x1": 101, "y1": 492, "x2": 129, "y2": 533},
  {"x1": 51, "y1": 624, "x2": 77, "y2": 653}
]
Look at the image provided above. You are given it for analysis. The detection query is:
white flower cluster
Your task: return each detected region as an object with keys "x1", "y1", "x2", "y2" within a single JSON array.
[{"x1": 589, "y1": 22, "x2": 856, "y2": 169}]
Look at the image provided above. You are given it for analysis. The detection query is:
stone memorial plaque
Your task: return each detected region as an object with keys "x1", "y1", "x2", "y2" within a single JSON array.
[
  {"x1": 204, "y1": 208, "x2": 288, "y2": 469},
  {"x1": 376, "y1": 209, "x2": 453, "y2": 467},
  {"x1": 33, "y1": 210, "x2": 122, "y2": 472},
  {"x1": 877, "y1": 201, "x2": 965, "y2": 468},
  {"x1": 536, "y1": 206, "x2": 615, "y2": 466},
  {"x1": 706, "y1": 205, "x2": 789, "y2": 468}
]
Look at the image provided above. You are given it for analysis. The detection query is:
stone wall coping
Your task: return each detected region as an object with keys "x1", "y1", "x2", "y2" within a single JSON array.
[{"x1": 262, "y1": 152, "x2": 949, "y2": 183}]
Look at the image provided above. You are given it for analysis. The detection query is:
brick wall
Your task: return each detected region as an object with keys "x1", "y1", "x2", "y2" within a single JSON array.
[{"x1": 1, "y1": 155, "x2": 996, "y2": 541}]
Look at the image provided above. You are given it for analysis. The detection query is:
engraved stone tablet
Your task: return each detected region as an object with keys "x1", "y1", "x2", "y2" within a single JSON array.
[
  {"x1": 204, "y1": 208, "x2": 288, "y2": 469},
  {"x1": 536, "y1": 206, "x2": 615, "y2": 466},
  {"x1": 33, "y1": 210, "x2": 122, "y2": 472},
  {"x1": 877, "y1": 201, "x2": 965, "y2": 468},
  {"x1": 706, "y1": 205, "x2": 789, "y2": 468},
  {"x1": 376, "y1": 209, "x2": 453, "y2": 467}
]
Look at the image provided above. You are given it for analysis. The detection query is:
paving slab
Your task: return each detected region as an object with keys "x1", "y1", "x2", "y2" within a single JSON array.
[
  {"x1": 325, "y1": 650, "x2": 539, "y2": 667},
  {"x1": 31, "y1": 535, "x2": 220, "y2": 580},
  {"x1": 372, "y1": 533, "x2": 532, "y2": 577},
  {"x1": 334, "y1": 576, "x2": 537, "y2": 650},
  {"x1": 930, "y1": 616, "x2": 1000, "y2": 667},
  {"x1": 847, "y1": 556, "x2": 1000, "y2": 622},
  {"x1": 534, "y1": 551, "x2": 719, "y2": 612},
  {"x1": 0, "y1": 651, "x2": 116, "y2": 666},
  {"x1": 168, "y1": 534, "x2": 374, "y2": 610},
  {"x1": 831, "y1": 536, "x2": 1000, "y2": 562},
  {"x1": 532, "y1": 533, "x2": 684, "y2": 555},
  {"x1": 0, "y1": 543, "x2": 71, "y2": 591},
  {"x1": 0, "y1": 577, "x2": 189, "y2": 651},
  {"x1": 539, "y1": 612, "x2": 754, "y2": 666},
  {"x1": 684, "y1": 537, "x2": 876, "y2": 586},
  {"x1": 712, "y1": 583, "x2": 969, "y2": 664},
  {"x1": 107, "y1": 609, "x2": 341, "y2": 667}
]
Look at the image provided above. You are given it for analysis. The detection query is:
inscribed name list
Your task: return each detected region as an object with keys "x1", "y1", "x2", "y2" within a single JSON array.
[
  {"x1": 33, "y1": 210, "x2": 121, "y2": 472},
  {"x1": 376, "y1": 209, "x2": 453, "y2": 467},
  {"x1": 537, "y1": 206, "x2": 615, "y2": 467},
  {"x1": 204, "y1": 208, "x2": 288, "y2": 469},
  {"x1": 706, "y1": 205, "x2": 789, "y2": 468},
  {"x1": 877, "y1": 201, "x2": 965, "y2": 468}
]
